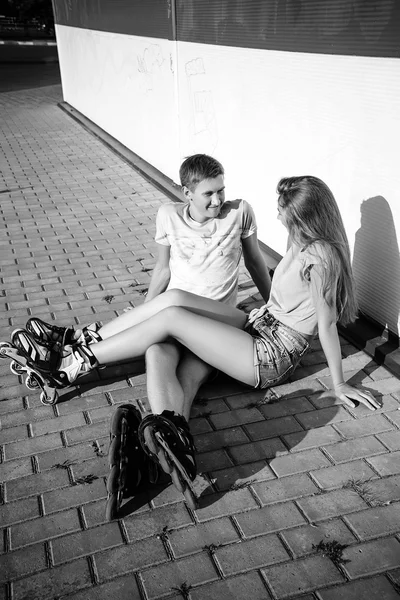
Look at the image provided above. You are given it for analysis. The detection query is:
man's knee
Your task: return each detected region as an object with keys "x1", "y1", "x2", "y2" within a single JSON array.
[{"x1": 145, "y1": 342, "x2": 180, "y2": 366}]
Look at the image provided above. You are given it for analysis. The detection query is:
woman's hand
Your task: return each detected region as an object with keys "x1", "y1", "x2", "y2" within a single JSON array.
[{"x1": 334, "y1": 382, "x2": 381, "y2": 411}]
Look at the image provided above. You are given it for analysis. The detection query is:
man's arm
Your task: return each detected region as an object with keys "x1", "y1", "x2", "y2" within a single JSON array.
[
  {"x1": 145, "y1": 244, "x2": 171, "y2": 302},
  {"x1": 242, "y1": 234, "x2": 272, "y2": 303}
]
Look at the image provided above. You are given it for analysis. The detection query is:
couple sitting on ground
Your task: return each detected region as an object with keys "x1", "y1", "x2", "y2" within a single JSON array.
[{"x1": 16, "y1": 154, "x2": 380, "y2": 511}]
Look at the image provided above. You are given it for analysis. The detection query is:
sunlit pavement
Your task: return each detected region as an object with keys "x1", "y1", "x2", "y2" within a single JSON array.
[{"x1": 0, "y1": 70, "x2": 400, "y2": 600}]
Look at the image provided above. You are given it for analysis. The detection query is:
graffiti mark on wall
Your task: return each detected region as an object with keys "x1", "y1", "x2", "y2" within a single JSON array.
[
  {"x1": 185, "y1": 58, "x2": 218, "y2": 153},
  {"x1": 137, "y1": 44, "x2": 165, "y2": 93}
]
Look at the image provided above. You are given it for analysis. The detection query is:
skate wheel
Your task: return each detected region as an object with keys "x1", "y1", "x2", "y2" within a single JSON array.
[
  {"x1": 170, "y1": 467, "x2": 185, "y2": 494},
  {"x1": 183, "y1": 484, "x2": 198, "y2": 510},
  {"x1": 10, "y1": 361, "x2": 25, "y2": 375},
  {"x1": 40, "y1": 390, "x2": 58, "y2": 405},
  {"x1": 106, "y1": 465, "x2": 120, "y2": 494},
  {"x1": 0, "y1": 341, "x2": 13, "y2": 357},
  {"x1": 26, "y1": 374, "x2": 40, "y2": 389},
  {"x1": 105, "y1": 493, "x2": 120, "y2": 521},
  {"x1": 108, "y1": 436, "x2": 121, "y2": 465}
]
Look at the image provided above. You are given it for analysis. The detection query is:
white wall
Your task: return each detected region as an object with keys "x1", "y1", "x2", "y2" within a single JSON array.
[
  {"x1": 56, "y1": 25, "x2": 400, "y2": 334},
  {"x1": 55, "y1": 25, "x2": 179, "y2": 179}
]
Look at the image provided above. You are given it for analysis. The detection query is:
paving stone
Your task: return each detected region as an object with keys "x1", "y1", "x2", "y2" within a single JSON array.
[
  {"x1": 283, "y1": 426, "x2": 342, "y2": 452},
  {"x1": 42, "y1": 477, "x2": 107, "y2": 513},
  {"x1": 0, "y1": 405, "x2": 54, "y2": 428},
  {"x1": 324, "y1": 435, "x2": 389, "y2": 463},
  {"x1": 318, "y1": 575, "x2": 400, "y2": 600},
  {"x1": 257, "y1": 395, "x2": 315, "y2": 418},
  {"x1": 269, "y1": 449, "x2": 332, "y2": 477},
  {"x1": 168, "y1": 518, "x2": 240, "y2": 558},
  {"x1": 5, "y1": 469, "x2": 70, "y2": 501},
  {"x1": 334, "y1": 414, "x2": 395, "y2": 439},
  {"x1": 36, "y1": 441, "x2": 101, "y2": 471},
  {"x1": 10, "y1": 508, "x2": 82, "y2": 549},
  {"x1": 245, "y1": 416, "x2": 304, "y2": 440},
  {"x1": 1, "y1": 424, "x2": 30, "y2": 445},
  {"x1": 363, "y1": 473, "x2": 400, "y2": 503},
  {"x1": 51, "y1": 521, "x2": 123, "y2": 564},
  {"x1": 344, "y1": 502, "x2": 400, "y2": 540},
  {"x1": 141, "y1": 552, "x2": 219, "y2": 599},
  {"x1": 0, "y1": 456, "x2": 33, "y2": 481},
  {"x1": 197, "y1": 449, "x2": 233, "y2": 472},
  {"x1": 0, "y1": 497, "x2": 41, "y2": 528},
  {"x1": 94, "y1": 536, "x2": 167, "y2": 580},
  {"x1": 124, "y1": 503, "x2": 193, "y2": 542},
  {"x1": 235, "y1": 501, "x2": 306, "y2": 537},
  {"x1": 229, "y1": 438, "x2": 288, "y2": 463},
  {"x1": 253, "y1": 473, "x2": 320, "y2": 505},
  {"x1": 211, "y1": 461, "x2": 275, "y2": 491},
  {"x1": 194, "y1": 428, "x2": 250, "y2": 453},
  {"x1": 10, "y1": 558, "x2": 92, "y2": 600},
  {"x1": 262, "y1": 555, "x2": 344, "y2": 598},
  {"x1": 366, "y1": 451, "x2": 400, "y2": 476},
  {"x1": 61, "y1": 574, "x2": 142, "y2": 600},
  {"x1": 295, "y1": 407, "x2": 353, "y2": 429},
  {"x1": 190, "y1": 571, "x2": 272, "y2": 599},
  {"x1": 0, "y1": 543, "x2": 47, "y2": 584},
  {"x1": 281, "y1": 518, "x2": 356, "y2": 558},
  {"x1": 341, "y1": 537, "x2": 400, "y2": 579},
  {"x1": 209, "y1": 408, "x2": 264, "y2": 429},
  {"x1": 4, "y1": 431, "x2": 63, "y2": 460},
  {"x1": 31, "y1": 411, "x2": 87, "y2": 435},
  {"x1": 215, "y1": 534, "x2": 289, "y2": 576},
  {"x1": 310, "y1": 460, "x2": 378, "y2": 490},
  {"x1": 195, "y1": 489, "x2": 259, "y2": 522},
  {"x1": 377, "y1": 430, "x2": 400, "y2": 451},
  {"x1": 297, "y1": 489, "x2": 367, "y2": 522}
]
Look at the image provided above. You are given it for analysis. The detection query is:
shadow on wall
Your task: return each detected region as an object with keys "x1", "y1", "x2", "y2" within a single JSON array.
[{"x1": 352, "y1": 195, "x2": 400, "y2": 345}]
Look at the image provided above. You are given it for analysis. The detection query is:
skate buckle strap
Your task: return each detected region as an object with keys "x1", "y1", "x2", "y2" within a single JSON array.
[{"x1": 138, "y1": 413, "x2": 196, "y2": 480}]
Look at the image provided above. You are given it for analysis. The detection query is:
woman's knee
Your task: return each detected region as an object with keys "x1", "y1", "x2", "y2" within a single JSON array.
[{"x1": 163, "y1": 289, "x2": 191, "y2": 307}]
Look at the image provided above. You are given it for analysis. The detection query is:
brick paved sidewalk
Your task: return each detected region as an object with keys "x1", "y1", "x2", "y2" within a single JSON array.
[{"x1": 0, "y1": 85, "x2": 400, "y2": 600}]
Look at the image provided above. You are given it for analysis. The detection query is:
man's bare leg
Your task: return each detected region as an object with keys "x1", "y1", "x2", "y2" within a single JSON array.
[{"x1": 145, "y1": 343, "x2": 212, "y2": 420}]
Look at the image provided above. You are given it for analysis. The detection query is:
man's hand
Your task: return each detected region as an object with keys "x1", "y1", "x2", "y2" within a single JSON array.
[{"x1": 334, "y1": 382, "x2": 382, "y2": 411}]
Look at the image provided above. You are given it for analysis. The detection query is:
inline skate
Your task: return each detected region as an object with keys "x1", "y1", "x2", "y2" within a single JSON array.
[
  {"x1": 0, "y1": 328, "x2": 97, "y2": 405},
  {"x1": 106, "y1": 404, "x2": 160, "y2": 520}
]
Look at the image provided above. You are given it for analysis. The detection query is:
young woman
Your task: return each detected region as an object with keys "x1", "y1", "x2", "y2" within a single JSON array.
[{"x1": 10, "y1": 175, "x2": 380, "y2": 511}]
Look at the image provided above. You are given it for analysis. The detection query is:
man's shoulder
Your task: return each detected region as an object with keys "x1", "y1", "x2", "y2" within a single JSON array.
[{"x1": 157, "y1": 202, "x2": 186, "y2": 218}]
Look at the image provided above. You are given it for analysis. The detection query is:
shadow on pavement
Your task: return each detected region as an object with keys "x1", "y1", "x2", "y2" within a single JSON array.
[{"x1": 0, "y1": 61, "x2": 61, "y2": 92}]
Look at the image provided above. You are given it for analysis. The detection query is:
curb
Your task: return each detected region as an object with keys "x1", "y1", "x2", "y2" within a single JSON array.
[{"x1": 0, "y1": 39, "x2": 56, "y2": 45}]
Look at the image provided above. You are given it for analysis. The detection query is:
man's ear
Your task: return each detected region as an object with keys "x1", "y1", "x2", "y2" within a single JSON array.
[{"x1": 182, "y1": 186, "x2": 192, "y2": 201}]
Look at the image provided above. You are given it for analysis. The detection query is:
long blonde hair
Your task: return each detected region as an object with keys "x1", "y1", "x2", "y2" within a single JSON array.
[{"x1": 277, "y1": 176, "x2": 358, "y2": 325}]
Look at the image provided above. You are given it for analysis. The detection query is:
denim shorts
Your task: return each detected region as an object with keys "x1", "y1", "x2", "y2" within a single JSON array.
[{"x1": 245, "y1": 307, "x2": 310, "y2": 389}]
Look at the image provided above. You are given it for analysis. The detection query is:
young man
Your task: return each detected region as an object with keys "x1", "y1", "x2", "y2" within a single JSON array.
[
  {"x1": 103, "y1": 154, "x2": 271, "y2": 513},
  {"x1": 10, "y1": 154, "x2": 271, "y2": 514}
]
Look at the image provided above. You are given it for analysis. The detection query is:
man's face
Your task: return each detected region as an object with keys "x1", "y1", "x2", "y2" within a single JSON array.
[{"x1": 184, "y1": 175, "x2": 225, "y2": 222}]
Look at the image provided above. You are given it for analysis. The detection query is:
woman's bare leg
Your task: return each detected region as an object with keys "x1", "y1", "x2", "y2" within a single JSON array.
[
  {"x1": 91, "y1": 306, "x2": 256, "y2": 387},
  {"x1": 98, "y1": 289, "x2": 246, "y2": 339}
]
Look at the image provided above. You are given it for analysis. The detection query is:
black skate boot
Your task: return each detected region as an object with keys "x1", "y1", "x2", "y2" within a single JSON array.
[
  {"x1": 26, "y1": 317, "x2": 102, "y2": 349},
  {"x1": 105, "y1": 404, "x2": 160, "y2": 521},
  {"x1": 138, "y1": 410, "x2": 198, "y2": 509},
  {"x1": 1, "y1": 328, "x2": 98, "y2": 404}
]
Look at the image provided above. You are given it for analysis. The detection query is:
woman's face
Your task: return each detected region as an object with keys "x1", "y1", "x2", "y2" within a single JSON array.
[{"x1": 277, "y1": 202, "x2": 288, "y2": 229}]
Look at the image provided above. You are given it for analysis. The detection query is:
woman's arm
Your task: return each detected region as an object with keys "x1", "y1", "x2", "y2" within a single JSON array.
[{"x1": 310, "y1": 267, "x2": 380, "y2": 411}]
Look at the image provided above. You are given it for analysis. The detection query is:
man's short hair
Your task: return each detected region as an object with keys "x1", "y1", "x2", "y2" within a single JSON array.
[{"x1": 179, "y1": 154, "x2": 224, "y2": 191}]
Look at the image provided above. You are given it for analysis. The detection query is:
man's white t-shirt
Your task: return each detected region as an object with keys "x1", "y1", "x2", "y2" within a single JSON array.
[{"x1": 155, "y1": 200, "x2": 257, "y2": 305}]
